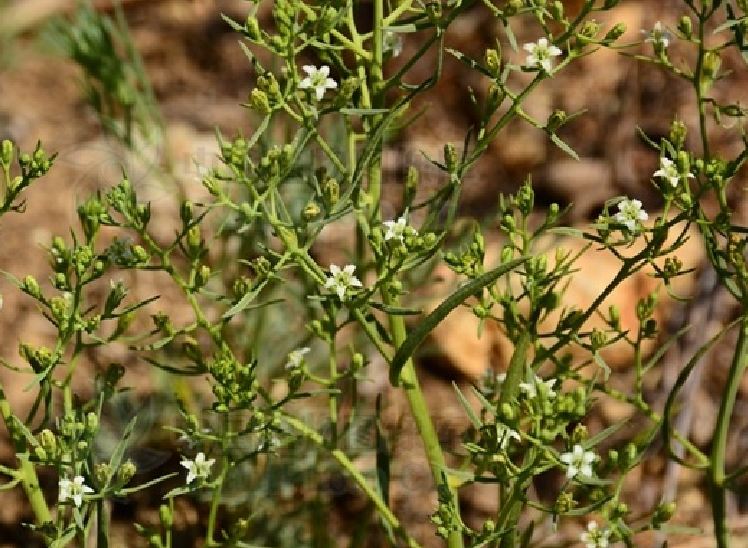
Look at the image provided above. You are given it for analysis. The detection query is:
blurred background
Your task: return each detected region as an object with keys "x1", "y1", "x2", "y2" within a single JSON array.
[{"x1": 2, "y1": 0, "x2": 748, "y2": 547}]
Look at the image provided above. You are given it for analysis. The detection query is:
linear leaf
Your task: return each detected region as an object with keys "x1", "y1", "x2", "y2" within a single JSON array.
[{"x1": 389, "y1": 257, "x2": 528, "y2": 385}]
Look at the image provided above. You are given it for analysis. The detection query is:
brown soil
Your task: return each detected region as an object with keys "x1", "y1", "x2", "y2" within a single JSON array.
[{"x1": 1, "y1": 1, "x2": 748, "y2": 547}]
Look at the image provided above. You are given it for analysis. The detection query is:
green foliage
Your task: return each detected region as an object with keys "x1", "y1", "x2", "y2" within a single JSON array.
[{"x1": 2, "y1": 1, "x2": 748, "y2": 548}]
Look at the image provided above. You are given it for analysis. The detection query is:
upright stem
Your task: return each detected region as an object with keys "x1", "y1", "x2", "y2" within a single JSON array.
[
  {"x1": 709, "y1": 319, "x2": 748, "y2": 548},
  {"x1": 0, "y1": 384, "x2": 51, "y2": 525}
]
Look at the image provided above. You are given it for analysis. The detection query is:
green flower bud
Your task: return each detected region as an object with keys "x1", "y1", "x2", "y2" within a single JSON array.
[
  {"x1": 603, "y1": 22, "x2": 626, "y2": 42},
  {"x1": 555, "y1": 491, "x2": 576, "y2": 513},
  {"x1": 93, "y1": 463, "x2": 111, "y2": 486},
  {"x1": 678, "y1": 15, "x2": 692, "y2": 40},
  {"x1": 501, "y1": 245, "x2": 514, "y2": 264},
  {"x1": 473, "y1": 304, "x2": 488, "y2": 319},
  {"x1": 487, "y1": 83, "x2": 505, "y2": 111},
  {"x1": 653, "y1": 501, "x2": 677, "y2": 526},
  {"x1": 423, "y1": 232, "x2": 437, "y2": 247},
  {"x1": 85, "y1": 412, "x2": 99, "y2": 434},
  {"x1": 34, "y1": 446, "x2": 48, "y2": 461},
  {"x1": 39, "y1": 429, "x2": 57, "y2": 454},
  {"x1": 77, "y1": 440, "x2": 89, "y2": 452},
  {"x1": 245, "y1": 16, "x2": 261, "y2": 40},
  {"x1": 196, "y1": 265, "x2": 211, "y2": 288},
  {"x1": 180, "y1": 200, "x2": 193, "y2": 225},
  {"x1": 148, "y1": 534, "x2": 163, "y2": 548},
  {"x1": 187, "y1": 226, "x2": 202, "y2": 253},
  {"x1": 579, "y1": 19, "x2": 602, "y2": 40},
  {"x1": 248, "y1": 88, "x2": 272, "y2": 115},
  {"x1": 702, "y1": 51, "x2": 721, "y2": 83},
  {"x1": 1, "y1": 140, "x2": 13, "y2": 167},
  {"x1": 443, "y1": 143, "x2": 458, "y2": 173},
  {"x1": 252, "y1": 256, "x2": 271, "y2": 277},
  {"x1": 132, "y1": 245, "x2": 148, "y2": 263},
  {"x1": 159, "y1": 504, "x2": 173, "y2": 529},
  {"x1": 22, "y1": 275, "x2": 41, "y2": 298},
  {"x1": 590, "y1": 328, "x2": 607, "y2": 350},
  {"x1": 302, "y1": 201, "x2": 321, "y2": 222},
  {"x1": 571, "y1": 424, "x2": 589, "y2": 444},
  {"x1": 118, "y1": 459, "x2": 137, "y2": 485},
  {"x1": 323, "y1": 178, "x2": 339, "y2": 206},
  {"x1": 484, "y1": 48, "x2": 501, "y2": 76}
]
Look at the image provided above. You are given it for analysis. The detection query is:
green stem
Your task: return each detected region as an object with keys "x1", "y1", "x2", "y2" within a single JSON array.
[
  {"x1": 709, "y1": 319, "x2": 748, "y2": 548},
  {"x1": 0, "y1": 384, "x2": 51, "y2": 525},
  {"x1": 284, "y1": 414, "x2": 423, "y2": 548}
]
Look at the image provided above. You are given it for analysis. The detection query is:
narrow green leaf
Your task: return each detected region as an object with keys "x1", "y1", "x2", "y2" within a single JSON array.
[
  {"x1": 389, "y1": 257, "x2": 528, "y2": 385},
  {"x1": 339, "y1": 108, "x2": 390, "y2": 116},
  {"x1": 584, "y1": 417, "x2": 629, "y2": 448},
  {"x1": 108, "y1": 416, "x2": 137, "y2": 478},
  {"x1": 368, "y1": 302, "x2": 422, "y2": 315},
  {"x1": 452, "y1": 382, "x2": 482, "y2": 428},
  {"x1": 550, "y1": 133, "x2": 580, "y2": 160}
]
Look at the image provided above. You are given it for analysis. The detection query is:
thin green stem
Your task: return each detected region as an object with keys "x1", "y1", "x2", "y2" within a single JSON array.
[
  {"x1": 709, "y1": 319, "x2": 748, "y2": 548},
  {"x1": 0, "y1": 384, "x2": 51, "y2": 525},
  {"x1": 283, "y1": 414, "x2": 423, "y2": 548}
]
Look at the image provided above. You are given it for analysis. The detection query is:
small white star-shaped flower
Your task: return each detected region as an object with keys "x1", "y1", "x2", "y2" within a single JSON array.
[
  {"x1": 614, "y1": 198, "x2": 649, "y2": 231},
  {"x1": 523, "y1": 38, "x2": 563, "y2": 73},
  {"x1": 181, "y1": 452, "x2": 215, "y2": 485},
  {"x1": 324, "y1": 264, "x2": 363, "y2": 300},
  {"x1": 58, "y1": 475, "x2": 94, "y2": 507},
  {"x1": 285, "y1": 347, "x2": 311, "y2": 370},
  {"x1": 653, "y1": 157, "x2": 694, "y2": 187},
  {"x1": 580, "y1": 521, "x2": 612, "y2": 548},
  {"x1": 642, "y1": 21, "x2": 672, "y2": 49},
  {"x1": 559, "y1": 444, "x2": 596, "y2": 479},
  {"x1": 299, "y1": 65, "x2": 338, "y2": 101},
  {"x1": 519, "y1": 374, "x2": 557, "y2": 399},
  {"x1": 383, "y1": 217, "x2": 413, "y2": 242}
]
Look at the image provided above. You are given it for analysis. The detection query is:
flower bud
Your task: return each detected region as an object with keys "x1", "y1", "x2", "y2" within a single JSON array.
[
  {"x1": 1, "y1": 140, "x2": 13, "y2": 167},
  {"x1": 604, "y1": 22, "x2": 626, "y2": 42},
  {"x1": 248, "y1": 89, "x2": 272, "y2": 115},
  {"x1": 302, "y1": 201, "x2": 321, "y2": 221},
  {"x1": 550, "y1": 1, "x2": 564, "y2": 20},
  {"x1": 555, "y1": 491, "x2": 576, "y2": 513},
  {"x1": 245, "y1": 16, "x2": 261, "y2": 40},
  {"x1": 484, "y1": 48, "x2": 501, "y2": 76},
  {"x1": 323, "y1": 178, "x2": 339, "y2": 206},
  {"x1": 571, "y1": 424, "x2": 589, "y2": 444},
  {"x1": 180, "y1": 200, "x2": 193, "y2": 225},
  {"x1": 118, "y1": 459, "x2": 137, "y2": 485},
  {"x1": 443, "y1": 143, "x2": 458, "y2": 173},
  {"x1": 352, "y1": 353, "x2": 365, "y2": 369},
  {"x1": 22, "y1": 275, "x2": 41, "y2": 298},
  {"x1": 34, "y1": 447, "x2": 48, "y2": 461},
  {"x1": 39, "y1": 429, "x2": 57, "y2": 455},
  {"x1": 85, "y1": 412, "x2": 99, "y2": 435},
  {"x1": 159, "y1": 504, "x2": 173, "y2": 529},
  {"x1": 677, "y1": 15, "x2": 692, "y2": 39}
]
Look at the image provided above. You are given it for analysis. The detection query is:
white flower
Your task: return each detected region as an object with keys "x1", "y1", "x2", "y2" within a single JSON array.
[
  {"x1": 324, "y1": 264, "x2": 363, "y2": 300},
  {"x1": 285, "y1": 347, "x2": 311, "y2": 369},
  {"x1": 383, "y1": 216, "x2": 412, "y2": 242},
  {"x1": 519, "y1": 374, "x2": 557, "y2": 399},
  {"x1": 653, "y1": 157, "x2": 694, "y2": 187},
  {"x1": 580, "y1": 521, "x2": 611, "y2": 548},
  {"x1": 384, "y1": 30, "x2": 403, "y2": 57},
  {"x1": 495, "y1": 423, "x2": 521, "y2": 449},
  {"x1": 523, "y1": 38, "x2": 563, "y2": 72},
  {"x1": 58, "y1": 475, "x2": 94, "y2": 507},
  {"x1": 613, "y1": 198, "x2": 649, "y2": 231},
  {"x1": 559, "y1": 444, "x2": 596, "y2": 479},
  {"x1": 299, "y1": 65, "x2": 338, "y2": 101},
  {"x1": 642, "y1": 21, "x2": 672, "y2": 49},
  {"x1": 181, "y1": 452, "x2": 215, "y2": 484}
]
